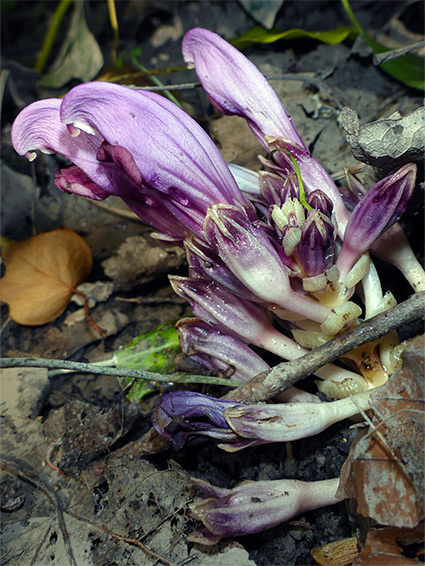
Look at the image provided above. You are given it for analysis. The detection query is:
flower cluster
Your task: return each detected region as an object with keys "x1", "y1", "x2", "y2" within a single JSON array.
[{"x1": 12, "y1": 27, "x2": 422, "y2": 544}]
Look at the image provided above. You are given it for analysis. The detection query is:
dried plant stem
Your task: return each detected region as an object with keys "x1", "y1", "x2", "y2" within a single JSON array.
[
  {"x1": 225, "y1": 291, "x2": 425, "y2": 403},
  {"x1": 0, "y1": 357, "x2": 240, "y2": 388}
]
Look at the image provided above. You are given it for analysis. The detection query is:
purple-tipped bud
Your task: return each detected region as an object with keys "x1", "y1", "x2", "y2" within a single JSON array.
[
  {"x1": 177, "y1": 318, "x2": 270, "y2": 382},
  {"x1": 152, "y1": 391, "x2": 260, "y2": 451},
  {"x1": 204, "y1": 204, "x2": 294, "y2": 304},
  {"x1": 336, "y1": 163, "x2": 417, "y2": 279},
  {"x1": 169, "y1": 276, "x2": 279, "y2": 346},
  {"x1": 307, "y1": 190, "x2": 334, "y2": 216},
  {"x1": 298, "y1": 210, "x2": 336, "y2": 277},
  {"x1": 170, "y1": 275, "x2": 313, "y2": 359},
  {"x1": 188, "y1": 476, "x2": 342, "y2": 544},
  {"x1": 260, "y1": 171, "x2": 299, "y2": 207}
]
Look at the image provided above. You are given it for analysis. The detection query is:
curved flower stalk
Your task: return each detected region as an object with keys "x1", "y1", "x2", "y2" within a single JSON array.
[{"x1": 188, "y1": 476, "x2": 342, "y2": 545}]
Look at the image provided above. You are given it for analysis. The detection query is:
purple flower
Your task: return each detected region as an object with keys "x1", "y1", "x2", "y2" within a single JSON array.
[
  {"x1": 184, "y1": 235, "x2": 260, "y2": 302},
  {"x1": 188, "y1": 476, "x2": 342, "y2": 544},
  {"x1": 182, "y1": 28, "x2": 306, "y2": 151},
  {"x1": 11, "y1": 82, "x2": 250, "y2": 241},
  {"x1": 204, "y1": 203, "x2": 332, "y2": 322},
  {"x1": 152, "y1": 391, "x2": 260, "y2": 451},
  {"x1": 298, "y1": 210, "x2": 336, "y2": 277},
  {"x1": 182, "y1": 28, "x2": 351, "y2": 233},
  {"x1": 168, "y1": 275, "x2": 307, "y2": 357},
  {"x1": 177, "y1": 318, "x2": 320, "y2": 403}
]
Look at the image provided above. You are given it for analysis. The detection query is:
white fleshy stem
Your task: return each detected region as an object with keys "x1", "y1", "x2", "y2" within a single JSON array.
[
  {"x1": 361, "y1": 259, "x2": 383, "y2": 320},
  {"x1": 256, "y1": 327, "x2": 369, "y2": 398},
  {"x1": 225, "y1": 389, "x2": 373, "y2": 442},
  {"x1": 372, "y1": 223, "x2": 425, "y2": 292}
]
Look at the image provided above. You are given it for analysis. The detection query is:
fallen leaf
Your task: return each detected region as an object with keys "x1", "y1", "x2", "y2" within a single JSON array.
[
  {"x1": 338, "y1": 335, "x2": 425, "y2": 529},
  {"x1": 238, "y1": 0, "x2": 285, "y2": 30},
  {"x1": 231, "y1": 24, "x2": 355, "y2": 49},
  {"x1": 311, "y1": 536, "x2": 360, "y2": 566},
  {"x1": 0, "y1": 228, "x2": 92, "y2": 325},
  {"x1": 340, "y1": 106, "x2": 425, "y2": 173},
  {"x1": 353, "y1": 528, "x2": 420, "y2": 565}
]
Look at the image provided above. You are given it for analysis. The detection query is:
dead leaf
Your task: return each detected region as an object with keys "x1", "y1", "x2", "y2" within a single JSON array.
[
  {"x1": 0, "y1": 228, "x2": 92, "y2": 325},
  {"x1": 311, "y1": 536, "x2": 360, "y2": 566},
  {"x1": 338, "y1": 335, "x2": 425, "y2": 529},
  {"x1": 101, "y1": 235, "x2": 184, "y2": 291},
  {"x1": 340, "y1": 106, "x2": 425, "y2": 173},
  {"x1": 353, "y1": 528, "x2": 420, "y2": 565},
  {"x1": 38, "y1": 2, "x2": 103, "y2": 88}
]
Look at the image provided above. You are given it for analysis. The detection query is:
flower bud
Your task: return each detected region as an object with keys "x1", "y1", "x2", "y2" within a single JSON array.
[{"x1": 298, "y1": 209, "x2": 336, "y2": 277}]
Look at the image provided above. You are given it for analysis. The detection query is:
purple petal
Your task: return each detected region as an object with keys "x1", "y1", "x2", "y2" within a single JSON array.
[
  {"x1": 184, "y1": 236, "x2": 261, "y2": 302},
  {"x1": 11, "y1": 98, "x2": 131, "y2": 200},
  {"x1": 60, "y1": 82, "x2": 247, "y2": 213},
  {"x1": 298, "y1": 210, "x2": 335, "y2": 277},
  {"x1": 182, "y1": 28, "x2": 306, "y2": 151},
  {"x1": 152, "y1": 391, "x2": 243, "y2": 449},
  {"x1": 169, "y1": 276, "x2": 275, "y2": 344}
]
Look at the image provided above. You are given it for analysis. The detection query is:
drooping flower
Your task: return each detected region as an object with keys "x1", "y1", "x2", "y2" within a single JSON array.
[
  {"x1": 152, "y1": 387, "x2": 373, "y2": 451},
  {"x1": 11, "y1": 82, "x2": 251, "y2": 242}
]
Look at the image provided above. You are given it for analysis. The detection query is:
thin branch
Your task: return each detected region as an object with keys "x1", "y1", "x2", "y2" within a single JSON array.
[
  {"x1": 224, "y1": 291, "x2": 425, "y2": 403},
  {"x1": 0, "y1": 357, "x2": 240, "y2": 388}
]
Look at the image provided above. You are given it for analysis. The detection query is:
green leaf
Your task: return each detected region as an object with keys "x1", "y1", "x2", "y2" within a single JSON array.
[
  {"x1": 115, "y1": 320, "x2": 180, "y2": 373},
  {"x1": 38, "y1": 2, "x2": 103, "y2": 88},
  {"x1": 115, "y1": 320, "x2": 180, "y2": 402},
  {"x1": 231, "y1": 24, "x2": 356, "y2": 49},
  {"x1": 113, "y1": 321, "x2": 242, "y2": 401},
  {"x1": 363, "y1": 36, "x2": 424, "y2": 91},
  {"x1": 340, "y1": 0, "x2": 424, "y2": 91}
]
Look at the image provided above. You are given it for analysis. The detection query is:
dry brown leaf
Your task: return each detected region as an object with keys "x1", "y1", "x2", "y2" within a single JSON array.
[
  {"x1": 353, "y1": 528, "x2": 420, "y2": 566},
  {"x1": 338, "y1": 335, "x2": 425, "y2": 529},
  {"x1": 311, "y1": 537, "x2": 360, "y2": 566},
  {"x1": 0, "y1": 228, "x2": 92, "y2": 325}
]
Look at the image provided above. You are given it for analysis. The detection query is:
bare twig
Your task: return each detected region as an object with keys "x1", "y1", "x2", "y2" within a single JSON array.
[
  {"x1": 224, "y1": 292, "x2": 425, "y2": 403},
  {"x1": 0, "y1": 357, "x2": 240, "y2": 388}
]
